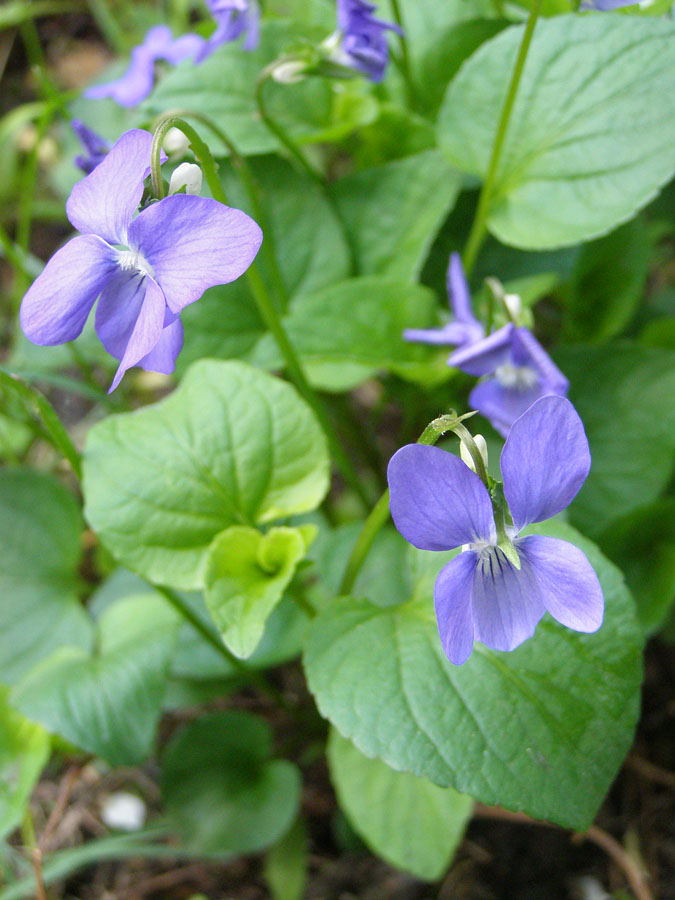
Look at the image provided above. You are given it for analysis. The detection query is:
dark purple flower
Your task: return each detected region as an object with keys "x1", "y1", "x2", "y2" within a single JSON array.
[
  {"x1": 404, "y1": 252, "x2": 485, "y2": 349},
  {"x1": 20, "y1": 129, "x2": 262, "y2": 391},
  {"x1": 388, "y1": 396, "x2": 603, "y2": 665},
  {"x1": 72, "y1": 120, "x2": 110, "y2": 174},
  {"x1": 329, "y1": 0, "x2": 402, "y2": 82},
  {"x1": 449, "y1": 323, "x2": 569, "y2": 438},
  {"x1": 196, "y1": 0, "x2": 260, "y2": 61},
  {"x1": 85, "y1": 25, "x2": 205, "y2": 107}
]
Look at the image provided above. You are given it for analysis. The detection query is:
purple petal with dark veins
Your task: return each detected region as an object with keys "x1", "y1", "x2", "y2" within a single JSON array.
[
  {"x1": 500, "y1": 396, "x2": 591, "y2": 531},
  {"x1": 388, "y1": 444, "x2": 495, "y2": 551}
]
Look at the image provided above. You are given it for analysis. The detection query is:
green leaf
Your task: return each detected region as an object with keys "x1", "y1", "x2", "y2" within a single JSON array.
[
  {"x1": 565, "y1": 218, "x2": 652, "y2": 342},
  {"x1": 142, "y1": 22, "x2": 337, "y2": 156},
  {"x1": 305, "y1": 522, "x2": 643, "y2": 829},
  {"x1": 328, "y1": 729, "x2": 473, "y2": 880},
  {"x1": 162, "y1": 711, "x2": 301, "y2": 855},
  {"x1": 83, "y1": 360, "x2": 330, "y2": 589},
  {"x1": 264, "y1": 817, "x2": 308, "y2": 900},
  {"x1": 437, "y1": 16, "x2": 675, "y2": 248},
  {"x1": 598, "y1": 499, "x2": 675, "y2": 633},
  {"x1": 204, "y1": 524, "x2": 314, "y2": 659},
  {"x1": 0, "y1": 469, "x2": 93, "y2": 684},
  {"x1": 0, "y1": 686, "x2": 50, "y2": 840},
  {"x1": 11, "y1": 595, "x2": 179, "y2": 766},
  {"x1": 330, "y1": 151, "x2": 461, "y2": 282},
  {"x1": 253, "y1": 277, "x2": 450, "y2": 392},
  {"x1": 556, "y1": 343, "x2": 675, "y2": 537}
]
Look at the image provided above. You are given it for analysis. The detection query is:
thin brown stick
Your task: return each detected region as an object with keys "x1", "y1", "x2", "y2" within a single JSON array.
[
  {"x1": 39, "y1": 765, "x2": 80, "y2": 852},
  {"x1": 473, "y1": 805, "x2": 654, "y2": 900},
  {"x1": 626, "y1": 754, "x2": 675, "y2": 790},
  {"x1": 31, "y1": 848, "x2": 47, "y2": 900}
]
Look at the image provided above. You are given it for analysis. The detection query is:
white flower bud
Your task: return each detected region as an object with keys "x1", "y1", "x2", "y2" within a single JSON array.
[
  {"x1": 101, "y1": 792, "x2": 146, "y2": 831},
  {"x1": 169, "y1": 162, "x2": 202, "y2": 196},
  {"x1": 503, "y1": 292, "x2": 523, "y2": 320},
  {"x1": 270, "y1": 59, "x2": 308, "y2": 84},
  {"x1": 163, "y1": 127, "x2": 190, "y2": 157},
  {"x1": 460, "y1": 434, "x2": 488, "y2": 473}
]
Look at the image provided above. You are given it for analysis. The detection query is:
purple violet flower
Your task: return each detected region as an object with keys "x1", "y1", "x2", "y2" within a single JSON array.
[
  {"x1": 404, "y1": 252, "x2": 485, "y2": 350},
  {"x1": 196, "y1": 0, "x2": 261, "y2": 61},
  {"x1": 20, "y1": 129, "x2": 262, "y2": 391},
  {"x1": 72, "y1": 120, "x2": 110, "y2": 174},
  {"x1": 388, "y1": 396, "x2": 604, "y2": 665},
  {"x1": 85, "y1": 25, "x2": 206, "y2": 107},
  {"x1": 329, "y1": 0, "x2": 402, "y2": 82},
  {"x1": 449, "y1": 323, "x2": 569, "y2": 438},
  {"x1": 581, "y1": 0, "x2": 637, "y2": 8}
]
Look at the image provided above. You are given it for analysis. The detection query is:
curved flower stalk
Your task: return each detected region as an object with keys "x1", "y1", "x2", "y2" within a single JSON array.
[
  {"x1": 20, "y1": 129, "x2": 262, "y2": 391},
  {"x1": 196, "y1": 0, "x2": 261, "y2": 61},
  {"x1": 325, "y1": 0, "x2": 402, "y2": 82},
  {"x1": 388, "y1": 396, "x2": 603, "y2": 665}
]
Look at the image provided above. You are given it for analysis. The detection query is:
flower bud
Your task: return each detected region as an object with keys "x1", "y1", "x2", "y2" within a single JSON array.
[
  {"x1": 169, "y1": 162, "x2": 202, "y2": 196},
  {"x1": 269, "y1": 58, "x2": 309, "y2": 84},
  {"x1": 163, "y1": 127, "x2": 190, "y2": 157},
  {"x1": 460, "y1": 434, "x2": 488, "y2": 473},
  {"x1": 503, "y1": 292, "x2": 523, "y2": 320}
]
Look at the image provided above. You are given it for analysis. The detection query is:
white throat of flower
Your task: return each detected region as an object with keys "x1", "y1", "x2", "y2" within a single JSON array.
[
  {"x1": 495, "y1": 363, "x2": 539, "y2": 390},
  {"x1": 116, "y1": 248, "x2": 155, "y2": 280}
]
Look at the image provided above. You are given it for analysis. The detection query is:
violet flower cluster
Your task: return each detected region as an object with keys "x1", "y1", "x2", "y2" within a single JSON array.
[
  {"x1": 405, "y1": 253, "x2": 568, "y2": 436},
  {"x1": 388, "y1": 396, "x2": 603, "y2": 665},
  {"x1": 86, "y1": 2, "x2": 259, "y2": 107},
  {"x1": 20, "y1": 129, "x2": 262, "y2": 391},
  {"x1": 328, "y1": 0, "x2": 401, "y2": 82}
]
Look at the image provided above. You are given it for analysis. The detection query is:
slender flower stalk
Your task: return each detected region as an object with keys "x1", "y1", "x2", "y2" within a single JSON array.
[{"x1": 462, "y1": 0, "x2": 543, "y2": 276}]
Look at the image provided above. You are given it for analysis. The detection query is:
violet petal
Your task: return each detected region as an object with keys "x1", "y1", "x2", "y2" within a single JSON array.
[
  {"x1": 500, "y1": 396, "x2": 591, "y2": 531},
  {"x1": 67, "y1": 129, "x2": 155, "y2": 245},
  {"x1": 20, "y1": 235, "x2": 117, "y2": 345},
  {"x1": 518, "y1": 535, "x2": 604, "y2": 633},
  {"x1": 137, "y1": 317, "x2": 184, "y2": 374},
  {"x1": 129, "y1": 194, "x2": 262, "y2": 314},
  {"x1": 434, "y1": 551, "x2": 477, "y2": 665},
  {"x1": 109, "y1": 278, "x2": 166, "y2": 391},
  {"x1": 448, "y1": 323, "x2": 514, "y2": 376},
  {"x1": 387, "y1": 444, "x2": 495, "y2": 551},
  {"x1": 95, "y1": 270, "x2": 147, "y2": 359}
]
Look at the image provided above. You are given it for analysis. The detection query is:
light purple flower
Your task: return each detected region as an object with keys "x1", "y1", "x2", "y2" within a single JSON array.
[
  {"x1": 388, "y1": 396, "x2": 603, "y2": 665},
  {"x1": 449, "y1": 323, "x2": 569, "y2": 438},
  {"x1": 85, "y1": 25, "x2": 206, "y2": 107},
  {"x1": 72, "y1": 120, "x2": 110, "y2": 174},
  {"x1": 581, "y1": 0, "x2": 637, "y2": 9},
  {"x1": 404, "y1": 252, "x2": 485, "y2": 350},
  {"x1": 329, "y1": 0, "x2": 402, "y2": 82},
  {"x1": 196, "y1": 0, "x2": 260, "y2": 61},
  {"x1": 20, "y1": 129, "x2": 262, "y2": 391}
]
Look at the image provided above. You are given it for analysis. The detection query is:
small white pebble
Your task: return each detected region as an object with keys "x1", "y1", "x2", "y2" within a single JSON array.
[
  {"x1": 570, "y1": 875, "x2": 611, "y2": 900},
  {"x1": 101, "y1": 791, "x2": 146, "y2": 831}
]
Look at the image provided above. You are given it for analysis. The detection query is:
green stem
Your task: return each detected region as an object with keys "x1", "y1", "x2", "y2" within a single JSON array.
[
  {"x1": 85, "y1": 0, "x2": 128, "y2": 54},
  {"x1": 462, "y1": 0, "x2": 542, "y2": 277},
  {"x1": 255, "y1": 73, "x2": 324, "y2": 185},
  {"x1": 339, "y1": 412, "x2": 476, "y2": 595},
  {"x1": 154, "y1": 585, "x2": 289, "y2": 708},
  {"x1": 389, "y1": 0, "x2": 416, "y2": 109},
  {"x1": 150, "y1": 116, "x2": 369, "y2": 508},
  {"x1": 154, "y1": 109, "x2": 289, "y2": 312}
]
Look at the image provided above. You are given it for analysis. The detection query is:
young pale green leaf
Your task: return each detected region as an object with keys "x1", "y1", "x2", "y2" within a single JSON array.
[
  {"x1": 330, "y1": 151, "x2": 461, "y2": 282},
  {"x1": 204, "y1": 524, "x2": 314, "y2": 659},
  {"x1": 0, "y1": 686, "x2": 50, "y2": 840},
  {"x1": 305, "y1": 523, "x2": 643, "y2": 829},
  {"x1": 264, "y1": 817, "x2": 308, "y2": 900},
  {"x1": 437, "y1": 16, "x2": 675, "y2": 249},
  {"x1": 11, "y1": 595, "x2": 179, "y2": 766},
  {"x1": 162, "y1": 711, "x2": 301, "y2": 855},
  {"x1": 0, "y1": 469, "x2": 93, "y2": 684},
  {"x1": 557, "y1": 343, "x2": 675, "y2": 538},
  {"x1": 328, "y1": 729, "x2": 473, "y2": 881},
  {"x1": 252, "y1": 277, "x2": 450, "y2": 392},
  {"x1": 83, "y1": 360, "x2": 330, "y2": 589}
]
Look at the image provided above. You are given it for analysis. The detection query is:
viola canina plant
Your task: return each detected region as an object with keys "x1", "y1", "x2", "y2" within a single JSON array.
[{"x1": 2, "y1": 0, "x2": 674, "y2": 896}]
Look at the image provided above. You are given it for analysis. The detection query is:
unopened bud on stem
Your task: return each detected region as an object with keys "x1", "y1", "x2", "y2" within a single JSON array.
[
  {"x1": 169, "y1": 162, "x2": 202, "y2": 196},
  {"x1": 460, "y1": 433, "x2": 488, "y2": 473}
]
